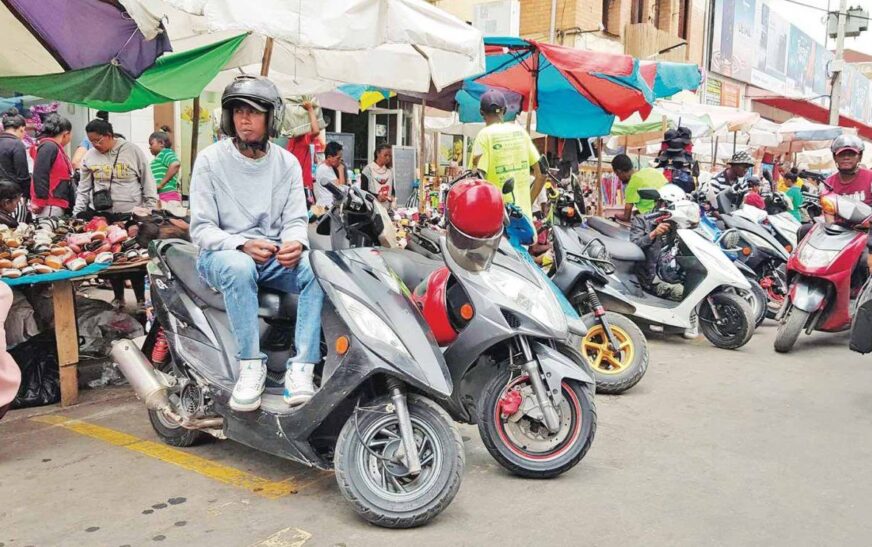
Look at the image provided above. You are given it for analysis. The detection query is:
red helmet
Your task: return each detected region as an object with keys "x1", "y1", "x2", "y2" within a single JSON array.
[
  {"x1": 445, "y1": 179, "x2": 504, "y2": 271},
  {"x1": 413, "y1": 267, "x2": 457, "y2": 345}
]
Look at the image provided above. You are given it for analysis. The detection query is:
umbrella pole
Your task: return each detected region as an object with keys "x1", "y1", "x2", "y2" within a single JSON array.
[
  {"x1": 419, "y1": 99, "x2": 427, "y2": 214},
  {"x1": 526, "y1": 52, "x2": 538, "y2": 133},
  {"x1": 190, "y1": 96, "x2": 201, "y2": 171},
  {"x1": 595, "y1": 137, "x2": 604, "y2": 216},
  {"x1": 712, "y1": 136, "x2": 719, "y2": 169},
  {"x1": 261, "y1": 37, "x2": 275, "y2": 76},
  {"x1": 732, "y1": 131, "x2": 737, "y2": 155}
]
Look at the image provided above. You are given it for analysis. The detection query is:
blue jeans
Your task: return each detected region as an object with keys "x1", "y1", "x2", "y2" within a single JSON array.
[{"x1": 197, "y1": 250, "x2": 323, "y2": 365}]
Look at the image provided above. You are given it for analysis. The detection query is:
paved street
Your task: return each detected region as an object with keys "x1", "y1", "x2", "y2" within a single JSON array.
[{"x1": 3, "y1": 322, "x2": 872, "y2": 546}]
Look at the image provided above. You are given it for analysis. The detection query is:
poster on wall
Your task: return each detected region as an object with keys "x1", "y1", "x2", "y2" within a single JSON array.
[{"x1": 705, "y1": 77, "x2": 723, "y2": 106}]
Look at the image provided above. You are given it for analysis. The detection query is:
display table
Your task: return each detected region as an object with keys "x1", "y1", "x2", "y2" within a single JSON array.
[{"x1": 2, "y1": 263, "x2": 110, "y2": 406}]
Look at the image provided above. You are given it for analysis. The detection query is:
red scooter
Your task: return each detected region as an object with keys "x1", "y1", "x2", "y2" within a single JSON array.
[{"x1": 774, "y1": 195, "x2": 872, "y2": 353}]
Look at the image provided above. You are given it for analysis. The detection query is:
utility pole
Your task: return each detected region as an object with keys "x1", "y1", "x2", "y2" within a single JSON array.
[
  {"x1": 549, "y1": 0, "x2": 558, "y2": 43},
  {"x1": 829, "y1": 0, "x2": 848, "y2": 126}
]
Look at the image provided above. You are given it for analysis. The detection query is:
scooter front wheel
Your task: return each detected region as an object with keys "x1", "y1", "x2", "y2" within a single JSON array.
[
  {"x1": 699, "y1": 291, "x2": 755, "y2": 349},
  {"x1": 334, "y1": 394, "x2": 464, "y2": 528},
  {"x1": 774, "y1": 306, "x2": 810, "y2": 353},
  {"x1": 478, "y1": 368, "x2": 596, "y2": 478},
  {"x1": 579, "y1": 312, "x2": 649, "y2": 394}
]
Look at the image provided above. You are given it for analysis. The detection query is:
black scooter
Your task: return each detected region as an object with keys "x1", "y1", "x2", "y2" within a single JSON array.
[
  {"x1": 311, "y1": 183, "x2": 597, "y2": 478},
  {"x1": 112, "y1": 240, "x2": 464, "y2": 528}
]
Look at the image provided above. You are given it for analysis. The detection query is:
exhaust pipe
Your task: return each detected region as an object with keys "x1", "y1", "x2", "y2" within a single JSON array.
[{"x1": 111, "y1": 339, "x2": 171, "y2": 411}]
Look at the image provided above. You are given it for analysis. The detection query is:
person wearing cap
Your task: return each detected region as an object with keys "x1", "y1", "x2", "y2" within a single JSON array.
[
  {"x1": 709, "y1": 151, "x2": 755, "y2": 198},
  {"x1": 470, "y1": 89, "x2": 545, "y2": 224},
  {"x1": 611, "y1": 153, "x2": 667, "y2": 221}
]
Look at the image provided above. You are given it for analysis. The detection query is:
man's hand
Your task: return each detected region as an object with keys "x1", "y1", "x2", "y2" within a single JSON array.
[
  {"x1": 277, "y1": 241, "x2": 304, "y2": 269},
  {"x1": 242, "y1": 239, "x2": 279, "y2": 264},
  {"x1": 649, "y1": 223, "x2": 670, "y2": 240},
  {"x1": 302, "y1": 100, "x2": 314, "y2": 112}
]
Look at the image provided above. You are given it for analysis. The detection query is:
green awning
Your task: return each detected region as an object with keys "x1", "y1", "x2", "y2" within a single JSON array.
[{"x1": 0, "y1": 34, "x2": 246, "y2": 112}]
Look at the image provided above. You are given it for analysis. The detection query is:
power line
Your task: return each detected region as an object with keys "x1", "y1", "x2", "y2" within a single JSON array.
[{"x1": 782, "y1": 0, "x2": 872, "y2": 21}]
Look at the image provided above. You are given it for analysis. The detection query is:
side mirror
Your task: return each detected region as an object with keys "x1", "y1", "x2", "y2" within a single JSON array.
[
  {"x1": 324, "y1": 182, "x2": 345, "y2": 200},
  {"x1": 637, "y1": 188, "x2": 661, "y2": 201},
  {"x1": 538, "y1": 155, "x2": 550, "y2": 171},
  {"x1": 502, "y1": 178, "x2": 515, "y2": 195}
]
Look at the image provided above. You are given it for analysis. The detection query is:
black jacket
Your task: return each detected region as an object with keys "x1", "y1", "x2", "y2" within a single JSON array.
[
  {"x1": 0, "y1": 132, "x2": 30, "y2": 195},
  {"x1": 630, "y1": 213, "x2": 670, "y2": 289}
]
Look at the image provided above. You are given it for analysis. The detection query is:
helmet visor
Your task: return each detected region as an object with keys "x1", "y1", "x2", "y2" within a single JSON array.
[{"x1": 447, "y1": 224, "x2": 502, "y2": 272}]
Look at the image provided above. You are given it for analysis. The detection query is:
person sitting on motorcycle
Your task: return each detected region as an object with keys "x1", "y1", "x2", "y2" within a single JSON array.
[
  {"x1": 629, "y1": 185, "x2": 686, "y2": 302},
  {"x1": 612, "y1": 154, "x2": 667, "y2": 222},
  {"x1": 189, "y1": 76, "x2": 324, "y2": 412},
  {"x1": 708, "y1": 151, "x2": 754, "y2": 207},
  {"x1": 820, "y1": 134, "x2": 872, "y2": 271},
  {"x1": 743, "y1": 176, "x2": 766, "y2": 210}
]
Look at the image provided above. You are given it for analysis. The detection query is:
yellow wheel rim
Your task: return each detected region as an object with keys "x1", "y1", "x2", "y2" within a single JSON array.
[{"x1": 580, "y1": 324, "x2": 635, "y2": 375}]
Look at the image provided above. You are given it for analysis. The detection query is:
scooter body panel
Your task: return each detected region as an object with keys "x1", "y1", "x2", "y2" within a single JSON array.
[{"x1": 786, "y1": 224, "x2": 867, "y2": 332}]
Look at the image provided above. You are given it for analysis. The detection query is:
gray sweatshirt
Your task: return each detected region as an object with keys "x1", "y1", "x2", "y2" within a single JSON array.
[
  {"x1": 74, "y1": 138, "x2": 158, "y2": 215},
  {"x1": 190, "y1": 139, "x2": 308, "y2": 252}
]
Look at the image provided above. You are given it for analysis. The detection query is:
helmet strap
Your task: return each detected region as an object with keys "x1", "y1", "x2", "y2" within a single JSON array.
[{"x1": 234, "y1": 137, "x2": 268, "y2": 154}]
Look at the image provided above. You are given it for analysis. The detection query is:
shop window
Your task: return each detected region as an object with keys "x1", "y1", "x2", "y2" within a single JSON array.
[
  {"x1": 678, "y1": 0, "x2": 690, "y2": 39},
  {"x1": 631, "y1": 0, "x2": 644, "y2": 24}
]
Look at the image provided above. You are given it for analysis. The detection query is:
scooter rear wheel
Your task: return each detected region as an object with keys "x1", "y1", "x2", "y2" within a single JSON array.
[
  {"x1": 334, "y1": 394, "x2": 464, "y2": 528},
  {"x1": 478, "y1": 368, "x2": 596, "y2": 478},
  {"x1": 774, "y1": 306, "x2": 810, "y2": 353},
  {"x1": 147, "y1": 361, "x2": 206, "y2": 448}
]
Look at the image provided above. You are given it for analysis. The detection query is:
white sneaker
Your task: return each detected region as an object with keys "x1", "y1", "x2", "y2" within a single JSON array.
[
  {"x1": 684, "y1": 311, "x2": 699, "y2": 339},
  {"x1": 284, "y1": 363, "x2": 316, "y2": 407},
  {"x1": 230, "y1": 359, "x2": 267, "y2": 412}
]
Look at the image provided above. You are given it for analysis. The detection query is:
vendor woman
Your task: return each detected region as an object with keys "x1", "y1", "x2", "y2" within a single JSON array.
[{"x1": 75, "y1": 117, "x2": 157, "y2": 312}]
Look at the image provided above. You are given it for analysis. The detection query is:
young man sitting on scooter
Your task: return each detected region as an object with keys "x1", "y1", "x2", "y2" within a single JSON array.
[
  {"x1": 820, "y1": 134, "x2": 872, "y2": 272},
  {"x1": 189, "y1": 76, "x2": 324, "y2": 412}
]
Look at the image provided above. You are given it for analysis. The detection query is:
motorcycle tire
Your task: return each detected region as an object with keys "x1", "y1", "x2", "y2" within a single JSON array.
[
  {"x1": 699, "y1": 291, "x2": 755, "y2": 350},
  {"x1": 739, "y1": 280, "x2": 768, "y2": 328},
  {"x1": 774, "y1": 306, "x2": 810, "y2": 354},
  {"x1": 334, "y1": 394, "x2": 464, "y2": 529},
  {"x1": 147, "y1": 361, "x2": 206, "y2": 448},
  {"x1": 478, "y1": 367, "x2": 596, "y2": 479},
  {"x1": 579, "y1": 312, "x2": 649, "y2": 395}
]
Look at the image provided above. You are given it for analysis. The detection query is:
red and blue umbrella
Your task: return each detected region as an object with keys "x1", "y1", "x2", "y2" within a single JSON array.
[
  {"x1": 0, "y1": 0, "x2": 171, "y2": 78},
  {"x1": 458, "y1": 37, "x2": 701, "y2": 138}
]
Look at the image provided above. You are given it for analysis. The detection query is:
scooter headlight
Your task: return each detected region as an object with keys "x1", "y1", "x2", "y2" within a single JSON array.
[
  {"x1": 797, "y1": 243, "x2": 840, "y2": 269},
  {"x1": 334, "y1": 291, "x2": 411, "y2": 359},
  {"x1": 477, "y1": 266, "x2": 567, "y2": 333}
]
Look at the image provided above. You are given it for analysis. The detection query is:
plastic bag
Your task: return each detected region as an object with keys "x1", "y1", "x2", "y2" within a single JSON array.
[{"x1": 11, "y1": 330, "x2": 60, "y2": 409}]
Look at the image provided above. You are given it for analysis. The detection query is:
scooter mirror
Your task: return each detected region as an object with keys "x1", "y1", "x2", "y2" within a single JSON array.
[
  {"x1": 324, "y1": 182, "x2": 346, "y2": 200},
  {"x1": 637, "y1": 188, "x2": 661, "y2": 201},
  {"x1": 502, "y1": 178, "x2": 515, "y2": 195}
]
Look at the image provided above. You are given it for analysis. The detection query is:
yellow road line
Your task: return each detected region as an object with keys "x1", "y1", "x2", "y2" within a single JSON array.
[{"x1": 31, "y1": 415, "x2": 297, "y2": 499}]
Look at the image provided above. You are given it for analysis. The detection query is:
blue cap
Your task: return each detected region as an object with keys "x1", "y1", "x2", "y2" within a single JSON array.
[{"x1": 480, "y1": 89, "x2": 508, "y2": 114}]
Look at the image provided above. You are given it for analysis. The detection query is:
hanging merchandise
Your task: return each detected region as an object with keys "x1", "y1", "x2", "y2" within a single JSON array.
[{"x1": 655, "y1": 126, "x2": 697, "y2": 193}]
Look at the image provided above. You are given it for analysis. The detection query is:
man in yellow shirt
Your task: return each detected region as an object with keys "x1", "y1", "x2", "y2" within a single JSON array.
[
  {"x1": 471, "y1": 90, "x2": 545, "y2": 221},
  {"x1": 612, "y1": 154, "x2": 668, "y2": 221}
]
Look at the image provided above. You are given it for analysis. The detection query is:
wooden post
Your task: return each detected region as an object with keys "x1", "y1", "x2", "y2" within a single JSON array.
[
  {"x1": 595, "y1": 137, "x2": 604, "y2": 216},
  {"x1": 712, "y1": 135, "x2": 719, "y2": 168},
  {"x1": 190, "y1": 96, "x2": 201, "y2": 171},
  {"x1": 418, "y1": 100, "x2": 427, "y2": 213},
  {"x1": 260, "y1": 37, "x2": 275, "y2": 76},
  {"x1": 53, "y1": 280, "x2": 79, "y2": 406},
  {"x1": 732, "y1": 131, "x2": 737, "y2": 155}
]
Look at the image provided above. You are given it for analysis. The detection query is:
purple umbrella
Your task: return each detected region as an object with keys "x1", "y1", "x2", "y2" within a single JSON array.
[{"x1": 0, "y1": 0, "x2": 171, "y2": 78}]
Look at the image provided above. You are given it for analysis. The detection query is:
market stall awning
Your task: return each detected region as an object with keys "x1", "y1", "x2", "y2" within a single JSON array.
[
  {"x1": 753, "y1": 97, "x2": 872, "y2": 140},
  {"x1": 0, "y1": 0, "x2": 171, "y2": 78},
  {"x1": 0, "y1": 34, "x2": 245, "y2": 112}
]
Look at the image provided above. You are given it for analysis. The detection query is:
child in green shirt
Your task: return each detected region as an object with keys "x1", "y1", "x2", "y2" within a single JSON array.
[{"x1": 149, "y1": 127, "x2": 181, "y2": 206}]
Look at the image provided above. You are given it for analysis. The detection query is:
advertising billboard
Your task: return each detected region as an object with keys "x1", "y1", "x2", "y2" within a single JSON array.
[{"x1": 710, "y1": 0, "x2": 871, "y2": 124}]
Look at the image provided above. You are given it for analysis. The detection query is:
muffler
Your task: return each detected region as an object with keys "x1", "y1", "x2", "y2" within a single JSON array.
[{"x1": 110, "y1": 339, "x2": 171, "y2": 411}]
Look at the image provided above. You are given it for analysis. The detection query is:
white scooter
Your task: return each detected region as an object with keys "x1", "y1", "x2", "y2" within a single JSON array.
[{"x1": 575, "y1": 186, "x2": 755, "y2": 349}]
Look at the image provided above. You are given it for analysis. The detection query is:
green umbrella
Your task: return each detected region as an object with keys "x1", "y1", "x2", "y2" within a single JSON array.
[{"x1": 0, "y1": 34, "x2": 246, "y2": 112}]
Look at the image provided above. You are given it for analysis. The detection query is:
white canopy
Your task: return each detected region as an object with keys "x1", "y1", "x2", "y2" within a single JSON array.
[{"x1": 157, "y1": 0, "x2": 485, "y2": 96}]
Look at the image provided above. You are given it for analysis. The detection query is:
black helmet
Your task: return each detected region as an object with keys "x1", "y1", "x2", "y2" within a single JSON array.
[{"x1": 221, "y1": 75, "x2": 284, "y2": 139}]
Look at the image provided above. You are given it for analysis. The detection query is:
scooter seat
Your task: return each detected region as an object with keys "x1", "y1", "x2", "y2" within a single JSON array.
[
  {"x1": 379, "y1": 249, "x2": 443, "y2": 291},
  {"x1": 163, "y1": 242, "x2": 298, "y2": 320},
  {"x1": 586, "y1": 216, "x2": 630, "y2": 240},
  {"x1": 575, "y1": 227, "x2": 645, "y2": 262}
]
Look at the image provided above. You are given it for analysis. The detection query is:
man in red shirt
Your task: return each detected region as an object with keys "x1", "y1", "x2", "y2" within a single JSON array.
[
  {"x1": 285, "y1": 101, "x2": 323, "y2": 203},
  {"x1": 820, "y1": 134, "x2": 872, "y2": 270}
]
